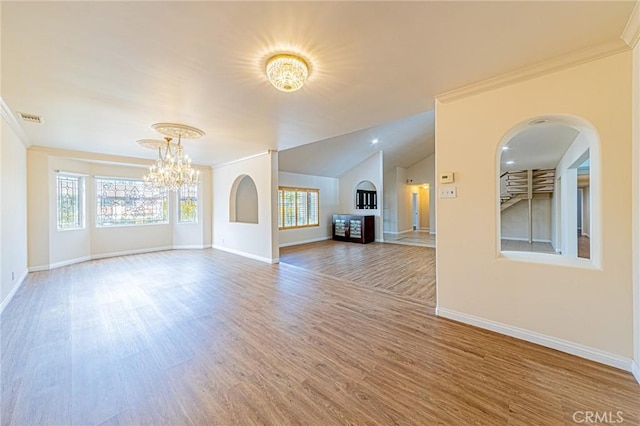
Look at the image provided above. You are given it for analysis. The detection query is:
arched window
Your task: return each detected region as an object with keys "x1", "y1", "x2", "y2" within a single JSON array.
[
  {"x1": 497, "y1": 115, "x2": 600, "y2": 267},
  {"x1": 229, "y1": 175, "x2": 258, "y2": 224}
]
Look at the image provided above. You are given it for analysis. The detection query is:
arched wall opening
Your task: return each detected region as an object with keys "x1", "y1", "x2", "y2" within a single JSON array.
[
  {"x1": 354, "y1": 180, "x2": 377, "y2": 210},
  {"x1": 229, "y1": 174, "x2": 259, "y2": 224},
  {"x1": 496, "y1": 115, "x2": 601, "y2": 268}
]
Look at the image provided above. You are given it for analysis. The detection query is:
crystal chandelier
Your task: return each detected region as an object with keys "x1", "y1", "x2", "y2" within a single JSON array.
[
  {"x1": 266, "y1": 54, "x2": 309, "y2": 92},
  {"x1": 139, "y1": 123, "x2": 204, "y2": 191}
]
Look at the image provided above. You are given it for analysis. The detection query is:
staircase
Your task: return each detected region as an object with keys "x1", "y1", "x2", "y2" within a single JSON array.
[{"x1": 500, "y1": 169, "x2": 554, "y2": 212}]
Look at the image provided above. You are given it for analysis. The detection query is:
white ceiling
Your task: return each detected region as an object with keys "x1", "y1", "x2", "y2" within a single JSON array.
[
  {"x1": 500, "y1": 124, "x2": 579, "y2": 173},
  {"x1": 279, "y1": 110, "x2": 434, "y2": 177},
  {"x1": 2, "y1": 1, "x2": 635, "y2": 167}
]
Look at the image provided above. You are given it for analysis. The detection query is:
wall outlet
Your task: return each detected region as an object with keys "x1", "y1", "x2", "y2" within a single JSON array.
[
  {"x1": 439, "y1": 186, "x2": 457, "y2": 199},
  {"x1": 11, "y1": 272, "x2": 15, "y2": 281}
]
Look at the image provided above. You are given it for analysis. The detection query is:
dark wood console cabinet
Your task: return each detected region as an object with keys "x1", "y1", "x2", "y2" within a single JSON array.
[{"x1": 332, "y1": 214, "x2": 375, "y2": 244}]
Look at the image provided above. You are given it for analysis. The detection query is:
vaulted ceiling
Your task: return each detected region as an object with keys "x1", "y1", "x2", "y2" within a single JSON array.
[{"x1": 2, "y1": 2, "x2": 635, "y2": 168}]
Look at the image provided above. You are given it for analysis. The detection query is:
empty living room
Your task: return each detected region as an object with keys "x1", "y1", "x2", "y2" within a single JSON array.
[{"x1": 2, "y1": 1, "x2": 640, "y2": 425}]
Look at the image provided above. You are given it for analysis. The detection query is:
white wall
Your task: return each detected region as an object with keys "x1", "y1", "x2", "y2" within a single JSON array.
[
  {"x1": 382, "y1": 167, "x2": 397, "y2": 233},
  {"x1": 501, "y1": 199, "x2": 552, "y2": 242},
  {"x1": 1, "y1": 116, "x2": 28, "y2": 311},
  {"x1": 338, "y1": 151, "x2": 384, "y2": 241},
  {"x1": 27, "y1": 147, "x2": 212, "y2": 270},
  {"x1": 213, "y1": 152, "x2": 279, "y2": 263},
  {"x1": 396, "y1": 167, "x2": 412, "y2": 233},
  {"x1": 436, "y1": 51, "x2": 633, "y2": 367},
  {"x1": 582, "y1": 186, "x2": 591, "y2": 237},
  {"x1": 278, "y1": 171, "x2": 339, "y2": 247},
  {"x1": 407, "y1": 154, "x2": 436, "y2": 232}
]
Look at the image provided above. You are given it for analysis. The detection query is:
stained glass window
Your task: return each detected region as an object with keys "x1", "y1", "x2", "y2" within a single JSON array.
[
  {"x1": 57, "y1": 175, "x2": 84, "y2": 229},
  {"x1": 178, "y1": 184, "x2": 198, "y2": 223},
  {"x1": 96, "y1": 178, "x2": 167, "y2": 226}
]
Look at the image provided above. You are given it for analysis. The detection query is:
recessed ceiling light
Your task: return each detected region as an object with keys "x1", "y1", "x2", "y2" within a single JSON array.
[
  {"x1": 502, "y1": 146, "x2": 509, "y2": 150},
  {"x1": 371, "y1": 138, "x2": 379, "y2": 144},
  {"x1": 506, "y1": 160, "x2": 515, "y2": 165}
]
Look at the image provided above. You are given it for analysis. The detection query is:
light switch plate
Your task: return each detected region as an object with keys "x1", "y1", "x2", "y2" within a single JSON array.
[{"x1": 439, "y1": 186, "x2": 457, "y2": 198}]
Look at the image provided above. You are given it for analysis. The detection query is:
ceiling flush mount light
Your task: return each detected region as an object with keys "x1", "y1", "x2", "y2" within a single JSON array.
[
  {"x1": 140, "y1": 123, "x2": 205, "y2": 191},
  {"x1": 506, "y1": 160, "x2": 515, "y2": 165},
  {"x1": 371, "y1": 138, "x2": 379, "y2": 144},
  {"x1": 266, "y1": 54, "x2": 309, "y2": 92},
  {"x1": 502, "y1": 146, "x2": 509, "y2": 150}
]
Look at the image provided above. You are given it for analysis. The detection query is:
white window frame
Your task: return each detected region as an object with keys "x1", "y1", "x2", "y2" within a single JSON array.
[
  {"x1": 56, "y1": 173, "x2": 85, "y2": 231},
  {"x1": 278, "y1": 187, "x2": 320, "y2": 230}
]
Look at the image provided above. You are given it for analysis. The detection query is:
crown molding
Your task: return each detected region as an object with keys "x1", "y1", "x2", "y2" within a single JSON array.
[
  {"x1": 622, "y1": 1, "x2": 640, "y2": 48},
  {"x1": 0, "y1": 97, "x2": 31, "y2": 148},
  {"x1": 436, "y1": 40, "x2": 629, "y2": 104}
]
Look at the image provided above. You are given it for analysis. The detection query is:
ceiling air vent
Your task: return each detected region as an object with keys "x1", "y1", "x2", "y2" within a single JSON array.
[{"x1": 18, "y1": 112, "x2": 43, "y2": 124}]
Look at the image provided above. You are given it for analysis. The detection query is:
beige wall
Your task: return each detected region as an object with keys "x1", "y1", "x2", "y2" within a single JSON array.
[
  {"x1": 213, "y1": 152, "x2": 279, "y2": 263},
  {"x1": 419, "y1": 186, "x2": 430, "y2": 229},
  {"x1": 632, "y1": 34, "x2": 640, "y2": 373},
  {"x1": 1, "y1": 117, "x2": 28, "y2": 310},
  {"x1": 27, "y1": 147, "x2": 212, "y2": 270},
  {"x1": 436, "y1": 51, "x2": 633, "y2": 364}
]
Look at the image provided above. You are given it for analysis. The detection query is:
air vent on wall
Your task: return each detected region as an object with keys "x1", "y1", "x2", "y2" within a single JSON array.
[{"x1": 17, "y1": 112, "x2": 43, "y2": 124}]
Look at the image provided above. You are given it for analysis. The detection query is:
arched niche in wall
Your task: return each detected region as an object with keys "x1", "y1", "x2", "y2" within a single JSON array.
[
  {"x1": 229, "y1": 174, "x2": 258, "y2": 224},
  {"x1": 355, "y1": 180, "x2": 377, "y2": 210},
  {"x1": 497, "y1": 115, "x2": 600, "y2": 266}
]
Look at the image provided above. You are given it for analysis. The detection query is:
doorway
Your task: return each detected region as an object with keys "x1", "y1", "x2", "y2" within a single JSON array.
[{"x1": 412, "y1": 193, "x2": 419, "y2": 230}]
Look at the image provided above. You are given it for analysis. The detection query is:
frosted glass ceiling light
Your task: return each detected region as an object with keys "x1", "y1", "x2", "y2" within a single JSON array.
[{"x1": 266, "y1": 54, "x2": 309, "y2": 92}]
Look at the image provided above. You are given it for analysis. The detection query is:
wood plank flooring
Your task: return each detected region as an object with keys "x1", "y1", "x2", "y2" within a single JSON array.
[
  {"x1": 2, "y1": 248, "x2": 639, "y2": 425},
  {"x1": 280, "y1": 240, "x2": 436, "y2": 307}
]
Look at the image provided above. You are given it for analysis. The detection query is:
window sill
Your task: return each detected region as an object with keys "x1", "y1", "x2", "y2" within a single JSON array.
[{"x1": 498, "y1": 250, "x2": 599, "y2": 270}]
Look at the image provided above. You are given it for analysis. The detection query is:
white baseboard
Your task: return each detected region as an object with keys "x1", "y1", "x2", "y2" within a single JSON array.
[
  {"x1": 437, "y1": 307, "x2": 633, "y2": 372},
  {"x1": 375, "y1": 238, "x2": 384, "y2": 242},
  {"x1": 28, "y1": 265, "x2": 50, "y2": 272},
  {"x1": 50, "y1": 256, "x2": 92, "y2": 270},
  {"x1": 212, "y1": 244, "x2": 277, "y2": 264},
  {"x1": 0, "y1": 268, "x2": 28, "y2": 315},
  {"x1": 632, "y1": 360, "x2": 640, "y2": 384},
  {"x1": 279, "y1": 236, "x2": 331, "y2": 248},
  {"x1": 91, "y1": 246, "x2": 173, "y2": 260},
  {"x1": 172, "y1": 244, "x2": 208, "y2": 250}
]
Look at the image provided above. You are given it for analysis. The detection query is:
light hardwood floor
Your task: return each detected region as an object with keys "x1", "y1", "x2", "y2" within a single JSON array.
[
  {"x1": 280, "y1": 240, "x2": 436, "y2": 307},
  {"x1": 1, "y1": 248, "x2": 639, "y2": 425}
]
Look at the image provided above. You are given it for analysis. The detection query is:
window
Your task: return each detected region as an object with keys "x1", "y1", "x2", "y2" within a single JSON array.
[
  {"x1": 178, "y1": 184, "x2": 198, "y2": 223},
  {"x1": 96, "y1": 178, "x2": 168, "y2": 226},
  {"x1": 278, "y1": 187, "x2": 319, "y2": 229},
  {"x1": 57, "y1": 174, "x2": 84, "y2": 230}
]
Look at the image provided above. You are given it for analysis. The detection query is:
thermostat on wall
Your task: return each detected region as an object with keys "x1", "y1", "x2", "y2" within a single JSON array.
[{"x1": 439, "y1": 172, "x2": 454, "y2": 183}]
